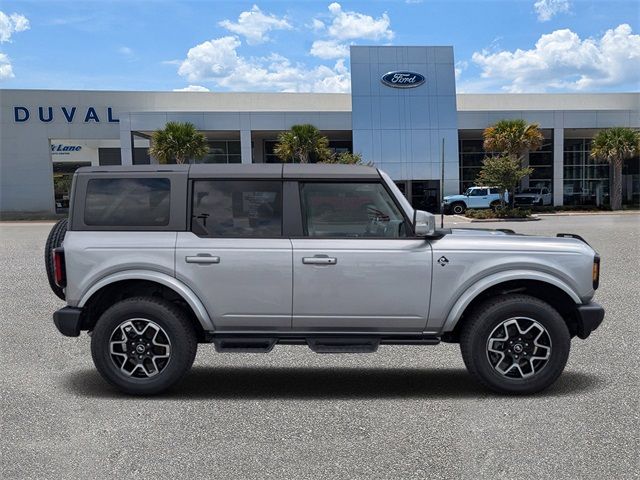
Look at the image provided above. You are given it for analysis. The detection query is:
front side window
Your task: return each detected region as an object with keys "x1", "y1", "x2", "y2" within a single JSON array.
[
  {"x1": 191, "y1": 180, "x2": 282, "y2": 237},
  {"x1": 84, "y1": 178, "x2": 170, "y2": 226},
  {"x1": 300, "y1": 182, "x2": 407, "y2": 238}
]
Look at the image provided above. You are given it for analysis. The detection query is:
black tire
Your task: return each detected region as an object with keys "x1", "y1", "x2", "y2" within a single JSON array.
[
  {"x1": 490, "y1": 200, "x2": 501, "y2": 211},
  {"x1": 451, "y1": 202, "x2": 466, "y2": 215},
  {"x1": 459, "y1": 294, "x2": 570, "y2": 394},
  {"x1": 91, "y1": 297, "x2": 198, "y2": 395},
  {"x1": 44, "y1": 218, "x2": 68, "y2": 300}
]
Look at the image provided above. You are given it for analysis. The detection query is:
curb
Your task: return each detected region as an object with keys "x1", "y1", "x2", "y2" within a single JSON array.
[{"x1": 467, "y1": 217, "x2": 541, "y2": 222}]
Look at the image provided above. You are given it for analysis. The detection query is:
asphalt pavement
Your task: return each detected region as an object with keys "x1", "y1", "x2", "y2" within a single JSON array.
[{"x1": 1, "y1": 214, "x2": 638, "y2": 479}]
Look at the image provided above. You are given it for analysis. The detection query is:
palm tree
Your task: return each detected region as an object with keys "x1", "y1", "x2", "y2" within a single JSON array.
[
  {"x1": 274, "y1": 124, "x2": 332, "y2": 163},
  {"x1": 482, "y1": 119, "x2": 544, "y2": 206},
  {"x1": 149, "y1": 121, "x2": 209, "y2": 164},
  {"x1": 590, "y1": 127, "x2": 640, "y2": 210},
  {"x1": 483, "y1": 119, "x2": 544, "y2": 159}
]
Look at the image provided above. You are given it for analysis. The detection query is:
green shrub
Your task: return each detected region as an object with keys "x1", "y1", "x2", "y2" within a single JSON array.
[{"x1": 465, "y1": 208, "x2": 531, "y2": 219}]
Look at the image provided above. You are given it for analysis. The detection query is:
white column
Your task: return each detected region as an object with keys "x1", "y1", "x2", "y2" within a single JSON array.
[
  {"x1": 119, "y1": 114, "x2": 133, "y2": 165},
  {"x1": 240, "y1": 129, "x2": 252, "y2": 164},
  {"x1": 553, "y1": 127, "x2": 564, "y2": 206}
]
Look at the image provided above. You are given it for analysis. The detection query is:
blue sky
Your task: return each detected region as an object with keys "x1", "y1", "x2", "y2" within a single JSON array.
[{"x1": 1, "y1": 0, "x2": 638, "y2": 93}]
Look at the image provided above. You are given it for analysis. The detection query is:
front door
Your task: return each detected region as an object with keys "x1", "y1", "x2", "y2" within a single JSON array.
[
  {"x1": 291, "y1": 181, "x2": 432, "y2": 331},
  {"x1": 467, "y1": 188, "x2": 489, "y2": 208},
  {"x1": 176, "y1": 179, "x2": 292, "y2": 330}
]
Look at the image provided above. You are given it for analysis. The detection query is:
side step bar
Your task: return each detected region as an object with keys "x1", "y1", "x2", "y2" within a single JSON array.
[
  {"x1": 307, "y1": 337, "x2": 380, "y2": 353},
  {"x1": 211, "y1": 334, "x2": 440, "y2": 353}
]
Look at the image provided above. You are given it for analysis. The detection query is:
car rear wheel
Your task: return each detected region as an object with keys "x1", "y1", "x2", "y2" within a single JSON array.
[
  {"x1": 451, "y1": 202, "x2": 466, "y2": 215},
  {"x1": 44, "y1": 218, "x2": 68, "y2": 300},
  {"x1": 459, "y1": 294, "x2": 570, "y2": 394},
  {"x1": 91, "y1": 297, "x2": 197, "y2": 395}
]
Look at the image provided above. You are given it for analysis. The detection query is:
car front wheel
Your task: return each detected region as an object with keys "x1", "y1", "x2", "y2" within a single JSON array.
[
  {"x1": 459, "y1": 294, "x2": 570, "y2": 394},
  {"x1": 91, "y1": 297, "x2": 197, "y2": 395},
  {"x1": 451, "y1": 202, "x2": 466, "y2": 215}
]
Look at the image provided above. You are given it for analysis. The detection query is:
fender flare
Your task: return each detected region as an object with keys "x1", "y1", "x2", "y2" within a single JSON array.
[
  {"x1": 441, "y1": 269, "x2": 581, "y2": 332},
  {"x1": 78, "y1": 270, "x2": 215, "y2": 331}
]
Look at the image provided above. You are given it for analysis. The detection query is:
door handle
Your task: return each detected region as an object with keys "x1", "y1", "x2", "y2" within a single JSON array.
[
  {"x1": 185, "y1": 255, "x2": 220, "y2": 264},
  {"x1": 302, "y1": 256, "x2": 337, "y2": 265}
]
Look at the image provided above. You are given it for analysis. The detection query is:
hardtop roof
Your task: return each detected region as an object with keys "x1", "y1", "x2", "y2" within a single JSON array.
[{"x1": 76, "y1": 163, "x2": 381, "y2": 180}]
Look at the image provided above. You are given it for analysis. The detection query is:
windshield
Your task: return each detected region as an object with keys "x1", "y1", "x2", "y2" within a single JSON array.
[{"x1": 520, "y1": 188, "x2": 539, "y2": 194}]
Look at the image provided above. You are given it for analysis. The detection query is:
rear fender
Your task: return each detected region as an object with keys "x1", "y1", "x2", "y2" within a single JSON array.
[{"x1": 78, "y1": 270, "x2": 215, "y2": 331}]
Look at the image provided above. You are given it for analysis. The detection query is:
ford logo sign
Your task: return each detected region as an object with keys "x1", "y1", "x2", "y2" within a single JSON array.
[{"x1": 381, "y1": 71, "x2": 425, "y2": 88}]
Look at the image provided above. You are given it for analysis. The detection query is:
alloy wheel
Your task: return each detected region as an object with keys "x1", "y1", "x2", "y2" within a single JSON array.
[
  {"x1": 486, "y1": 317, "x2": 551, "y2": 379},
  {"x1": 109, "y1": 318, "x2": 171, "y2": 378}
]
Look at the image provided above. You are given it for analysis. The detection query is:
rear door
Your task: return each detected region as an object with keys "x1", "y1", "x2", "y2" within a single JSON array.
[
  {"x1": 176, "y1": 179, "x2": 292, "y2": 330},
  {"x1": 290, "y1": 180, "x2": 432, "y2": 331}
]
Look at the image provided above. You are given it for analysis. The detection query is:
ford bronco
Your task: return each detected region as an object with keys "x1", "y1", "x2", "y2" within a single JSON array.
[{"x1": 47, "y1": 164, "x2": 604, "y2": 395}]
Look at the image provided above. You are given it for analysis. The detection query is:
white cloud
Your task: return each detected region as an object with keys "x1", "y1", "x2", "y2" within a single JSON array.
[
  {"x1": 310, "y1": 39, "x2": 350, "y2": 60},
  {"x1": 405, "y1": 0, "x2": 424, "y2": 4},
  {"x1": 177, "y1": 36, "x2": 350, "y2": 92},
  {"x1": 0, "y1": 52, "x2": 14, "y2": 80},
  {"x1": 219, "y1": 5, "x2": 291, "y2": 45},
  {"x1": 173, "y1": 85, "x2": 210, "y2": 92},
  {"x1": 325, "y1": 3, "x2": 393, "y2": 41},
  {"x1": 533, "y1": 0, "x2": 570, "y2": 22},
  {"x1": 118, "y1": 46, "x2": 134, "y2": 57},
  {"x1": 471, "y1": 24, "x2": 640, "y2": 92},
  {"x1": 454, "y1": 60, "x2": 468, "y2": 80},
  {"x1": 178, "y1": 36, "x2": 243, "y2": 82},
  {"x1": 310, "y1": 18, "x2": 325, "y2": 32},
  {"x1": 0, "y1": 11, "x2": 29, "y2": 42}
]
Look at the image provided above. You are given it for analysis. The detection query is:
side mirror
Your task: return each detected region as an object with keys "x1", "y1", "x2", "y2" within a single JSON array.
[{"x1": 413, "y1": 209, "x2": 436, "y2": 237}]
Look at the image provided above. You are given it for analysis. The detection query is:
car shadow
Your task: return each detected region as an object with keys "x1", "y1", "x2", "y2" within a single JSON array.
[{"x1": 63, "y1": 366, "x2": 602, "y2": 400}]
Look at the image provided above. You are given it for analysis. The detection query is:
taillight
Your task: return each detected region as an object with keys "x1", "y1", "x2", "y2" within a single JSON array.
[
  {"x1": 53, "y1": 248, "x2": 66, "y2": 288},
  {"x1": 592, "y1": 255, "x2": 600, "y2": 290}
]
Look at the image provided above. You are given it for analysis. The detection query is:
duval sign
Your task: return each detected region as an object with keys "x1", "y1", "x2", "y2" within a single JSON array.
[
  {"x1": 13, "y1": 106, "x2": 119, "y2": 123},
  {"x1": 381, "y1": 71, "x2": 425, "y2": 88}
]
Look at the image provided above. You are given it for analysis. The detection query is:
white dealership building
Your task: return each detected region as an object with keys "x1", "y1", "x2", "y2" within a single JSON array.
[{"x1": 1, "y1": 46, "x2": 638, "y2": 214}]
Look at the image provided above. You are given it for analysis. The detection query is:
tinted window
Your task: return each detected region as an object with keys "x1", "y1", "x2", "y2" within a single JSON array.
[
  {"x1": 192, "y1": 180, "x2": 282, "y2": 237},
  {"x1": 300, "y1": 182, "x2": 407, "y2": 238},
  {"x1": 84, "y1": 178, "x2": 170, "y2": 226},
  {"x1": 468, "y1": 188, "x2": 487, "y2": 196}
]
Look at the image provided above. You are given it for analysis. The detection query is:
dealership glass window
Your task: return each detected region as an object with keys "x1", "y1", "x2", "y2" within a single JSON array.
[
  {"x1": 563, "y1": 138, "x2": 611, "y2": 206},
  {"x1": 198, "y1": 141, "x2": 241, "y2": 164},
  {"x1": 528, "y1": 138, "x2": 553, "y2": 190},
  {"x1": 191, "y1": 180, "x2": 282, "y2": 237},
  {"x1": 300, "y1": 182, "x2": 407, "y2": 238},
  {"x1": 53, "y1": 162, "x2": 91, "y2": 213},
  {"x1": 84, "y1": 178, "x2": 171, "y2": 226},
  {"x1": 460, "y1": 133, "x2": 554, "y2": 194}
]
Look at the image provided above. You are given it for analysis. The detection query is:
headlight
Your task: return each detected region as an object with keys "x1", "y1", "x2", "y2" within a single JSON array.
[{"x1": 443, "y1": 198, "x2": 449, "y2": 203}]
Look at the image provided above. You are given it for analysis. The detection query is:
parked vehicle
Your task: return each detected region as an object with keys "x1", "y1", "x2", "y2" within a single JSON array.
[
  {"x1": 442, "y1": 187, "x2": 507, "y2": 214},
  {"x1": 515, "y1": 187, "x2": 552, "y2": 206},
  {"x1": 47, "y1": 164, "x2": 603, "y2": 395}
]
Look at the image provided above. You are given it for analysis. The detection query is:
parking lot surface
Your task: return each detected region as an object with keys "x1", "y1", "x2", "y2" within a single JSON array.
[{"x1": 1, "y1": 214, "x2": 638, "y2": 479}]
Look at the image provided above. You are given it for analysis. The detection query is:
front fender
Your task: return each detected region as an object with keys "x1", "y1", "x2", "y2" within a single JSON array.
[
  {"x1": 77, "y1": 270, "x2": 215, "y2": 331},
  {"x1": 440, "y1": 269, "x2": 582, "y2": 332}
]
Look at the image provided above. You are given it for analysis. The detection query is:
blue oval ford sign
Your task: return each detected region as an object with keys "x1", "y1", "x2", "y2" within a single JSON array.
[{"x1": 381, "y1": 71, "x2": 425, "y2": 88}]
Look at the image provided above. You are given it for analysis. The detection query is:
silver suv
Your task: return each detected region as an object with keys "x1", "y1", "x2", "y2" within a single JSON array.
[{"x1": 47, "y1": 164, "x2": 604, "y2": 395}]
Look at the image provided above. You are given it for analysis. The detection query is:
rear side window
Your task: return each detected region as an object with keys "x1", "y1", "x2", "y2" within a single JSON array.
[
  {"x1": 84, "y1": 178, "x2": 171, "y2": 226},
  {"x1": 191, "y1": 180, "x2": 282, "y2": 237}
]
